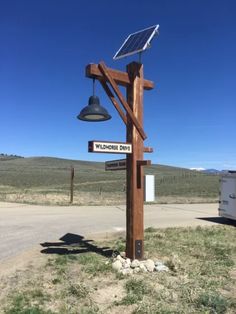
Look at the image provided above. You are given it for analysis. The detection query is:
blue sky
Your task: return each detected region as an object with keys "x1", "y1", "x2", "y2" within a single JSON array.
[{"x1": 0, "y1": 0, "x2": 235, "y2": 170}]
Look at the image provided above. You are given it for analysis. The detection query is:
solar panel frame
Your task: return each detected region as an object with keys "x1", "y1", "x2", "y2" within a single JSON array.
[{"x1": 113, "y1": 25, "x2": 159, "y2": 60}]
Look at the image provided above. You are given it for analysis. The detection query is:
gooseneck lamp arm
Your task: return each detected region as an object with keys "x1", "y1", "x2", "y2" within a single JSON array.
[{"x1": 92, "y1": 78, "x2": 95, "y2": 96}]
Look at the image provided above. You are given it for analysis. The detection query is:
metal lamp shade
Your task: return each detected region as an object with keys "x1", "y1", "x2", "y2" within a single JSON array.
[{"x1": 77, "y1": 96, "x2": 111, "y2": 122}]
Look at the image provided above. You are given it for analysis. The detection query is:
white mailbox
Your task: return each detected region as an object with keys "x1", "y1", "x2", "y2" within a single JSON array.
[{"x1": 144, "y1": 175, "x2": 155, "y2": 202}]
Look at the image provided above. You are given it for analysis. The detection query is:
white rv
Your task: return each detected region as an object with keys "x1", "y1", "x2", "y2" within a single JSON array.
[{"x1": 219, "y1": 171, "x2": 236, "y2": 221}]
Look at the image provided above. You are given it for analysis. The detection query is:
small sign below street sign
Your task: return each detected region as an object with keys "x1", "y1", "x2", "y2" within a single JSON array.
[
  {"x1": 105, "y1": 159, "x2": 127, "y2": 171},
  {"x1": 88, "y1": 141, "x2": 132, "y2": 154}
]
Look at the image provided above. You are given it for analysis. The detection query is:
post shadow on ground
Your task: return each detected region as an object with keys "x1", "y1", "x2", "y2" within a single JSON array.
[
  {"x1": 40, "y1": 233, "x2": 114, "y2": 258},
  {"x1": 197, "y1": 217, "x2": 236, "y2": 227}
]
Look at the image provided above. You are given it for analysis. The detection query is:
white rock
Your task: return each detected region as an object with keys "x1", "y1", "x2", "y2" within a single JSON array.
[
  {"x1": 122, "y1": 258, "x2": 131, "y2": 268},
  {"x1": 116, "y1": 255, "x2": 125, "y2": 263},
  {"x1": 133, "y1": 267, "x2": 141, "y2": 273},
  {"x1": 131, "y1": 259, "x2": 140, "y2": 268},
  {"x1": 112, "y1": 260, "x2": 122, "y2": 271},
  {"x1": 123, "y1": 261, "x2": 131, "y2": 269},
  {"x1": 121, "y1": 268, "x2": 133, "y2": 275},
  {"x1": 154, "y1": 261, "x2": 169, "y2": 272},
  {"x1": 154, "y1": 264, "x2": 169, "y2": 272},
  {"x1": 120, "y1": 251, "x2": 126, "y2": 258},
  {"x1": 144, "y1": 259, "x2": 155, "y2": 272},
  {"x1": 139, "y1": 263, "x2": 148, "y2": 272}
]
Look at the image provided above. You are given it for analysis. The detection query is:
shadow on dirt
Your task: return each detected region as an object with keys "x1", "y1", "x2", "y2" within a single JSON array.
[{"x1": 40, "y1": 233, "x2": 114, "y2": 258}]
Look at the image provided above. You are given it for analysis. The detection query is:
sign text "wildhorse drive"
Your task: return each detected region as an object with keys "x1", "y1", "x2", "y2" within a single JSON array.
[{"x1": 88, "y1": 141, "x2": 132, "y2": 154}]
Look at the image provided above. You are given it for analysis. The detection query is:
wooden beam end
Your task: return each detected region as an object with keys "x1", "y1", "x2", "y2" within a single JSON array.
[
  {"x1": 143, "y1": 147, "x2": 153, "y2": 153},
  {"x1": 137, "y1": 160, "x2": 151, "y2": 166}
]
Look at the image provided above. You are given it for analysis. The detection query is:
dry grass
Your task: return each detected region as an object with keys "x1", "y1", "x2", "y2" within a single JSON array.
[
  {"x1": 0, "y1": 189, "x2": 126, "y2": 206},
  {"x1": 0, "y1": 157, "x2": 219, "y2": 206},
  {"x1": 0, "y1": 225, "x2": 235, "y2": 313},
  {"x1": 0, "y1": 187, "x2": 218, "y2": 206}
]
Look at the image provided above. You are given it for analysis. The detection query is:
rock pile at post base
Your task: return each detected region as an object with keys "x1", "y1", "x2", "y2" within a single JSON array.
[{"x1": 112, "y1": 255, "x2": 169, "y2": 275}]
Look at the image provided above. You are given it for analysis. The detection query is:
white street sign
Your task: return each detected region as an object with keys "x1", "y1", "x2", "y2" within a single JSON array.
[{"x1": 88, "y1": 141, "x2": 132, "y2": 154}]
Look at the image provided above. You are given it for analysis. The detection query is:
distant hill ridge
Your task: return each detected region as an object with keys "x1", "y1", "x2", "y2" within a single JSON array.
[
  {"x1": 0, "y1": 155, "x2": 221, "y2": 172},
  {"x1": 202, "y1": 169, "x2": 222, "y2": 174},
  {"x1": 0, "y1": 155, "x2": 224, "y2": 174},
  {"x1": 0, "y1": 153, "x2": 23, "y2": 161},
  {"x1": 0, "y1": 155, "x2": 194, "y2": 171}
]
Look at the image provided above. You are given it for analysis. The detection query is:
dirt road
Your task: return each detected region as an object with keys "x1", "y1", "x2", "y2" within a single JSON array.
[{"x1": 0, "y1": 201, "x2": 223, "y2": 265}]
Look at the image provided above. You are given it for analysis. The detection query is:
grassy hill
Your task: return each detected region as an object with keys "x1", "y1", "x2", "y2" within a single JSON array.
[{"x1": 0, "y1": 157, "x2": 219, "y2": 205}]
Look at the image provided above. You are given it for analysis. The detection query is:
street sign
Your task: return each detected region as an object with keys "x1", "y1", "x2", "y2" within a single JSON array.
[
  {"x1": 105, "y1": 159, "x2": 127, "y2": 171},
  {"x1": 88, "y1": 141, "x2": 132, "y2": 154}
]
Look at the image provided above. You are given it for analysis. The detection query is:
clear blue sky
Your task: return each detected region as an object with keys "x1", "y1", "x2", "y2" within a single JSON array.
[{"x1": 0, "y1": 0, "x2": 235, "y2": 170}]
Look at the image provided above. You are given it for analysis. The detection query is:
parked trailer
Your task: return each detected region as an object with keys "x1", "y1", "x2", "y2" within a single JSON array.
[{"x1": 219, "y1": 171, "x2": 236, "y2": 221}]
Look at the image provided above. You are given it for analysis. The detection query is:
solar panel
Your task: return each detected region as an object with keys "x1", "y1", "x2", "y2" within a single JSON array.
[{"x1": 113, "y1": 25, "x2": 159, "y2": 60}]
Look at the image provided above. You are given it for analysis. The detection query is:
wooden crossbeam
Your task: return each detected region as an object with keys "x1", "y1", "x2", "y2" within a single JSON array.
[
  {"x1": 86, "y1": 64, "x2": 154, "y2": 90},
  {"x1": 137, "y1": 160, "x2": 151, "y2": 189},
  {"x1": 137, "y1": 160, "x2": 151, "y2": 166},
  {"x1": 98, "y1": 61, "x2": 147, "y2": 140},
  {"x1": 99, "y1": 79, "x2": 127, "y2": 126}
]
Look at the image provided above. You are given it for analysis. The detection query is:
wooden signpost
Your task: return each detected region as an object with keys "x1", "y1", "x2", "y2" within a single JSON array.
[{"x1": 85, "y1": 61, "x2": 153, "y2": 260}]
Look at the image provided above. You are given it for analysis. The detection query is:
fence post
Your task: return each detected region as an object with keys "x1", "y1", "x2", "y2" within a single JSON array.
[{"x1": 70, "y1": 166, "x2": 74, "y2": 204}]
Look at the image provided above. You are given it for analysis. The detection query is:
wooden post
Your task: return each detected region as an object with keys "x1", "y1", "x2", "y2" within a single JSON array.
[
  {"x1": 70, "y1": 166, "x2": 74, "y2": 204},
  {"x1": 126, "y1": 62, "x2": 144, "y2": 260},
  {"x1": 85, "y1": 61, "x2": 154, "y2": 260}
]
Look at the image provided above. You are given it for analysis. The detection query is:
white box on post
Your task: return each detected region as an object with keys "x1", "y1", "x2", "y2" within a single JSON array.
[{"x1": 144, "y1": 175, "x2": 155, "y2": 202}]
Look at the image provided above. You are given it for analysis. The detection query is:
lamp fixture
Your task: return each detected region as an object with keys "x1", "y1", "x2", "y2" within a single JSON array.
[{"x1": 77, "y1": 79, "x2": 111, "y2": 122}]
